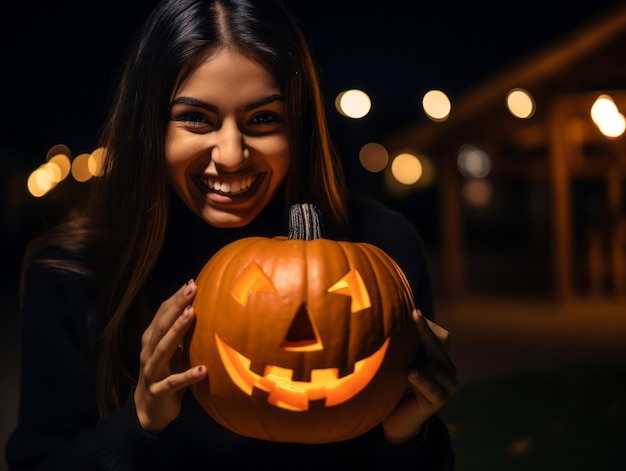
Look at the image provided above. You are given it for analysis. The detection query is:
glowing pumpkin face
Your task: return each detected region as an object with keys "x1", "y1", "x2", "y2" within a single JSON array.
[{"x1": 189, "y1": 205, "x2": 419, "y2": 443}]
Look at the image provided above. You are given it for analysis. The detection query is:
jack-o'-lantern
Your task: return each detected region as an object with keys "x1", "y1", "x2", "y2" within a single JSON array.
[{"x1": 189, "y1": 204, "x2": 419, "y2": 443}]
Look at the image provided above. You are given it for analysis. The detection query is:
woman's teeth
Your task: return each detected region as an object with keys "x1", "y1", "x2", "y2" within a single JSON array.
[{"x1": 204, "y1": 176, "x2": 255, "y2": 195}]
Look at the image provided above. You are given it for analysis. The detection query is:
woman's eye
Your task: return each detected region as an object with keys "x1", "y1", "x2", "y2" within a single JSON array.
[
  {"x1": 173, "y1": 112, "x2": 213, "y2": 129},
  {"x1": 249, "y1": 111, "x2": 281, "y2": 126}
]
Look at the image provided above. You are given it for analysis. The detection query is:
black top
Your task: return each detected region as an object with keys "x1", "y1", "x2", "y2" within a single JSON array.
[{"x1": 5, "y1": 196, "x2": 453, "y2": 470}]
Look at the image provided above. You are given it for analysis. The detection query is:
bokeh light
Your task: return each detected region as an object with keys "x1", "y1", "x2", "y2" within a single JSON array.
[
  {"x1": 88, "y1": 147, "x2": 106, "y2": 177},
  {"x1": 27, "y1": 167, "x2": 53, "y2": 197},
  {"x1": 591, "y1": 94, "x2": 625, "y2": 138},
  {"x1": 27, "y1": 144, "x2": 74, "y2": 197},
  {"x1": 71, "y1": 153, "x2": 94, "y2": 182},
  {"x1": 46, "y1": 144, "x2": 71, "y2": 162},
  {"x1": 457, "y1": 144, "x2": 491, "y2": 179},
  {"x1": 335, "y1": 89, "x2": 371, "y2": 119},
  {"x1": 391, "y1": 152, "x2": 423, "y2": 185},
  {"x1": 422, "y1": 89, "x2": 451, "y2": 122},
  {"x1": 463, "y1": 179, "x2": 494, "y2": 208},
  {"x1": 507, "y1": 88, "x2": 535, "y2": 119},
  {"x1": 48, "y1": 154, "x2": 71, "y2": 181},
  {"x1": 27, "y1": 145, "x2": 106, "y2": 197},
  {"x1": 383, "y1": 152, "x2": 435, "y2": 197},
  {"x1": 43, "y1": 161, "x2": 62, "y2": 183},
  {"x1": 598, "y1": 112, "x2": 626, "y2": 137},
  {"x1": 359, "y1": 142, "x2": 389, "y2": 173}
]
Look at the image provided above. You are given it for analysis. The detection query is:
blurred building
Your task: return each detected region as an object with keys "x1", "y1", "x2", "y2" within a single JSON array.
[{"x1": 386, "y1": 4, "x2": 626, "y2": 300}]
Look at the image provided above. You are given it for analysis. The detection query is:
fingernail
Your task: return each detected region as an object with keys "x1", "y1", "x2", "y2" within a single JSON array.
[
  {"x1": 409, "y1": 370, "x2": 419, "y2": 380},
  {"x1": 182, "y1": 305, "x2": 192, "y2": 319},
  {"x1": 183, "y1": 283, "x2": 194, "y2": 297}
]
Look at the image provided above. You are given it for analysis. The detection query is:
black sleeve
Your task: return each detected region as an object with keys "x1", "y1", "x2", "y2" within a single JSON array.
[
  {"x1": 5, "y1": 261, "x2": 156, "y2": 470},
  {"x1": 369, "y1": 417, "x2": 454, "y2": 469},
  {"x1": 348, "y1": 198, "x2": 435, "y2": 320}
]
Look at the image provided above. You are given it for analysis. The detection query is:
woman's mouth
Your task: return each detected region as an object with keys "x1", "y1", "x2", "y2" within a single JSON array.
[{"x1": 199, "y1": 175, "x2": 258, "y2": 196}]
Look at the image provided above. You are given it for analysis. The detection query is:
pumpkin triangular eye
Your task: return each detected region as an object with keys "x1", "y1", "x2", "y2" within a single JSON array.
[
  {"x1": 231, "y1": 262, "x2": 277, "y2": 306},
  {"x1": 327, "y1": 268, "x2": 371, "y2": 313}
]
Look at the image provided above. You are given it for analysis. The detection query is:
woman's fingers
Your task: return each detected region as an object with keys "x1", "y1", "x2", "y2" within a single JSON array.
[
  {"x1": 425, "y1": 317, "x2": 450, "y2": 349},
  {"x1": 148, "y1": 364, "x2": 207, "y2": 397},
  {"x1": 134, "y1": 280, "x2": 205, "y2": 433},
  {"x1": 149, "y1": 305, "x2": 196, "y2": 374},
  {"x1": 413, "y1": 310, "x2": 456, "y2": 374},
  {"x1": 409, "y1": 364, "x2": 457, "y2": 407},
  {"x1": 142, "y1": 280, "x2": 196, "y2": 351}
]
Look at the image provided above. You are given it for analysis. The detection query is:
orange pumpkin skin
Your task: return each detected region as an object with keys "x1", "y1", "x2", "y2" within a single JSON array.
[{"x1": 189, "y1": 235, "x2": 419, "y2": 444}]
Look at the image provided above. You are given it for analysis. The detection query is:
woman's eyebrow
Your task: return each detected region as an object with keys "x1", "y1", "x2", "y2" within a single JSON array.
[
  {"x1": 170, "y1": 96, "x2": 218, "y2": 113},
  {"x1": 170, "y1": 94, "x2": 284, "y2": 113},
  {"x1": 244, "y1": 93, "x2": 284, "y2": 111}
]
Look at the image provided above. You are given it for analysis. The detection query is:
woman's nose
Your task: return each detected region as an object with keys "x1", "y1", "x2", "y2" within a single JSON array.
[{"x1": 211, "y1": 122, "x2": 249, "y2": 171}]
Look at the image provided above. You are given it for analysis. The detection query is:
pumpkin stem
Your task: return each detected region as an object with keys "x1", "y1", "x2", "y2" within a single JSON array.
[{"x1": 288, "y1": 203, "x2": 325, "y2": 240}]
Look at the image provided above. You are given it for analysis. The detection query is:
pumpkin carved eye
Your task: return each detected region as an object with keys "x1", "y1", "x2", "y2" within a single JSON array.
[
  {"x1": 327, "y1": 268, "x2": 372, "y2": 313},
  {"x1": 231, "y1": 262, "x2": 277, "y2": 306}
]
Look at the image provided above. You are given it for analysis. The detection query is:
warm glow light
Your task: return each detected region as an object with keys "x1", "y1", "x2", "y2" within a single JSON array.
[
  {"x1": 383, "y1": 153, "x2": 435, "y2": 196},
  {"x1": 463, "y1": 179, "x2": 493, "y2": 208},
  {"x1": 48, "y1": 154, "x2": 71, "y2": 181},
  {"x1": 43, "y1": 161, "x2": 62, "y2": 183},
  {"x1": 46, "y1": 144, "x2": 71, "y2": 162},
  {"x1": 335, "y1": 89, "x2": 371, "y2": 119},
  {"x1": 391, "y1": 153, "x2": 423, "y2": 185},
  {"x1": 71, "y1": 153, "x2": 94, "y2": 182},
  {"x1": 591, "y1": 94, "x2": 625, "y2": 138},
  {"x1": 359, "y1": 142, "x2": 389, "y2": 173},
  {"x1": 598, "y1": 112, "x2": 626, "y2": 137},
  {"x1": 591, "y1": 94, "x2": 618, "y2": 124},
  {"x1": 88, "y1": 147, "x2": 106, "y2": 176},
  {"x1": 507, "y1": 88, "x2": 535, "y2": 119},
  {"x1": 457, "y1": 144, "x2": 491, "y2": 179},
  {"x1": 27, "y1": 167, "x2": 53, "y2": 197},
  {"x1": 422, "y1": 90, "x2": 451, "y2": 122},
  {"x1": 215, "y1": 332, "x2": 389, "y2": 411}
]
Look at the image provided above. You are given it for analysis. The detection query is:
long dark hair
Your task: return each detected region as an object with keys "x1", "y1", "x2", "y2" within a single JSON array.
[{"x1": 25, "y1": 0, "x2": 348, "y2": 414}]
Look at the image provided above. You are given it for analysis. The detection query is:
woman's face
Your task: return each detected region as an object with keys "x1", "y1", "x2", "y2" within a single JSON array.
[{"x1": 165, "y1": 49, "x2": 290, "y2": 228}]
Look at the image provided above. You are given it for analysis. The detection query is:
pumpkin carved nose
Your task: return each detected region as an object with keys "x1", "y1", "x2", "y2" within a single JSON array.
[{"x1": 281, "y1": 302, "x2": 322, "y2": 352}]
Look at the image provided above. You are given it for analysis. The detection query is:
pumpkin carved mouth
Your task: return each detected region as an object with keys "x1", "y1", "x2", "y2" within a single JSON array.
[{"x1": 215, "y1": 333, "x2": 390, "y2": 412}]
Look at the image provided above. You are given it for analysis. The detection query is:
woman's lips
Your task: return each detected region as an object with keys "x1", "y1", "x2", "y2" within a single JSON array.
[{"x1": 196, "y1": 174, "x2": 258, "y2": 196}]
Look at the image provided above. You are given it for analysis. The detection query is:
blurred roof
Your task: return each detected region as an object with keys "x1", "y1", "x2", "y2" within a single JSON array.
[{"x1": 385, "y1": 2, "x2": 626, "y2": 154}]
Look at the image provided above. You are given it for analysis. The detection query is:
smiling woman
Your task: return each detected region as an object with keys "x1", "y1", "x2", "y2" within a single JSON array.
[
  {"x1": 165, "y1": 49, "x2": 290, "y2": 228},
  {"x1": 5, "y1": 0, "x2": 456, "y2": 469}
]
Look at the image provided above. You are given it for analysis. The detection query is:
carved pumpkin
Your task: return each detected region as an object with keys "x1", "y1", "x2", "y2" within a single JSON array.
[{"x1": 189, "y1": 204, "x2": 419, "y2": 443}]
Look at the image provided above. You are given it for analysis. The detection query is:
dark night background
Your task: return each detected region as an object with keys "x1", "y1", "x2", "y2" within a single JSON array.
[
  {"x1": 0, "y1": 0, "x2": 623, "y2": 288},
  {"x1": 2, "y1": 2, "x2": 626, "y2": 469},
  {"x1": 1, "y1": 0, "x2": 623, "y2": 293}
]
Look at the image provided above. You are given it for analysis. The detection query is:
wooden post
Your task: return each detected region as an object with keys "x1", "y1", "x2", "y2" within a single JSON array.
[
  {"x1": 440, "y1": 149, "x2": 465, "y2": 298},
  {"x1": 548, "y1": 99, "x2": 573, "y2": 299}
]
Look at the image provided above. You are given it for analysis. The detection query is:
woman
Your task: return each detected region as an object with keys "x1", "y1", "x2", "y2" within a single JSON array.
[{"x1": 6, "y1": 0, "x2": 457, "y2": 469}]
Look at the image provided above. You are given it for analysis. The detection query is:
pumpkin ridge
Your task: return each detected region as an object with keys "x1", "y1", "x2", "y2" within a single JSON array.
[
  {"x1": 358, "y1": 242, "x2": 415, "y2": 331},
  {"x1": 316, "y1": 238, "x2": 352, "y2": 374},
  {"x1": 335, "y1": 241, "x2": 383, "y2": 365}
]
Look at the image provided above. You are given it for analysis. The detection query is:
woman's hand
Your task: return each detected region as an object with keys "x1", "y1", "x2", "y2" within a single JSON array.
[
  {"x1": 134, "y1": 280, "x2": 207, "y2": 434},
  {"x1": 382, "y1": 309, "x2": 457, "y2": 445}
]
